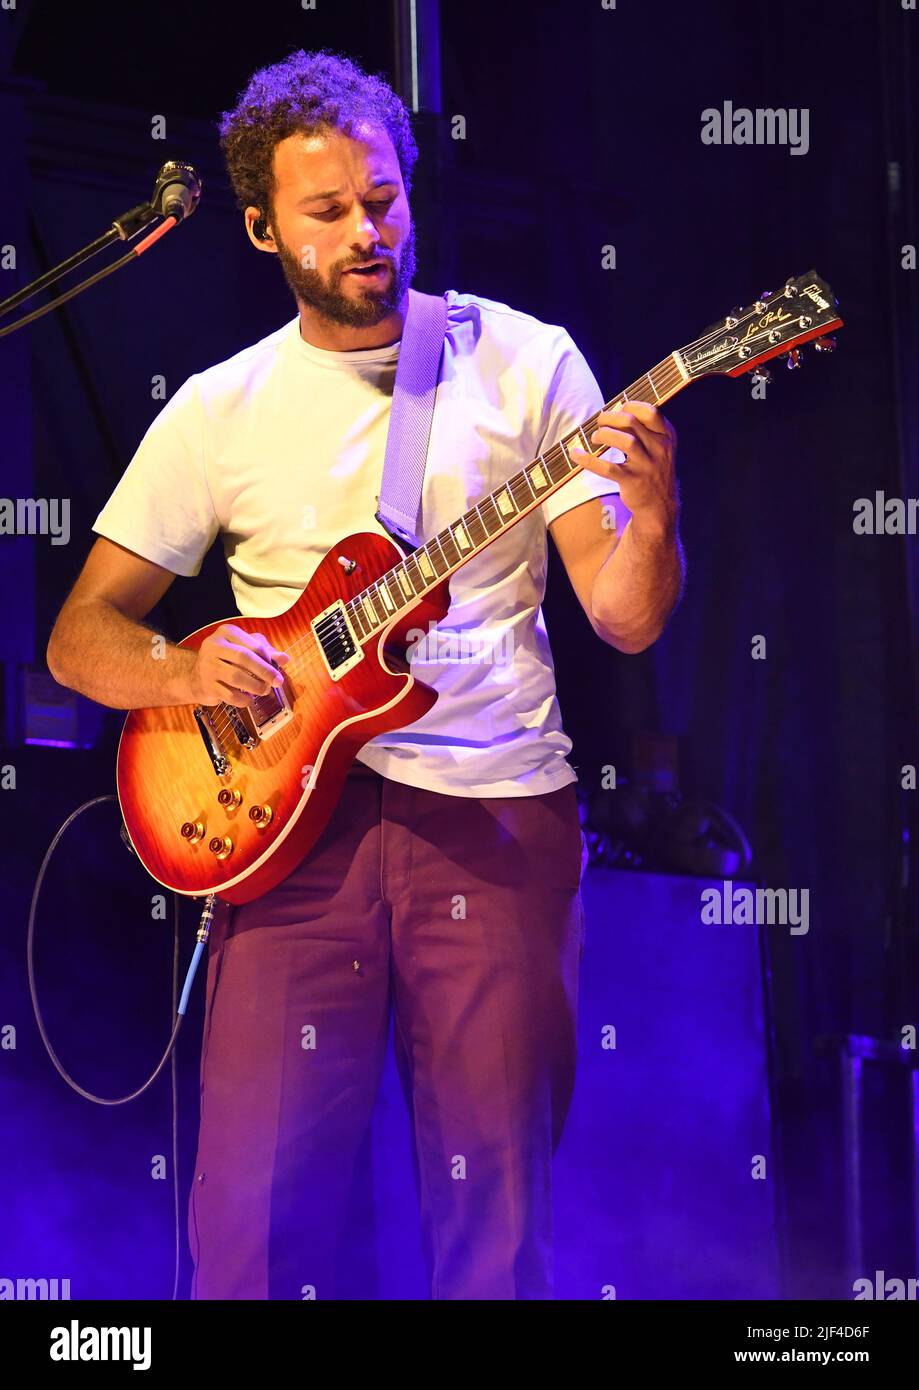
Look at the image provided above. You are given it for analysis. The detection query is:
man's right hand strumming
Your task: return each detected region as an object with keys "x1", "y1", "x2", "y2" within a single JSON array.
[
  {"x1": 188, "y1": 625, "x2": 291, "y2": 708},
  {"x1": 46, "y1": 536, "x2": 289, "y2": 712}
]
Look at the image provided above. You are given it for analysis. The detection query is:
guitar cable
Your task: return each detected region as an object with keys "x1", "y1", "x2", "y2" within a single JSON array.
[{"x1": 25, "y1": 793, "x2": 216, "y2": 1300}]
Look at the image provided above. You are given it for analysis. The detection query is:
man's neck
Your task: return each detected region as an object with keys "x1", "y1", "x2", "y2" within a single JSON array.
[{"x1": 297, "y1": 293, "x2": 407, "y2": 352}]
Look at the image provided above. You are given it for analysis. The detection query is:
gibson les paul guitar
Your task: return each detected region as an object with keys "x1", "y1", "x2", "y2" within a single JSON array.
[{"x1": 117, "y1": 270, "x2": 843, "y2": 904}]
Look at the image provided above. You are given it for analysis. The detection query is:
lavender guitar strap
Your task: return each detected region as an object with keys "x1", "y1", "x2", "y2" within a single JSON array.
[{"x1": 374, "y1": 287, "x2": 449, "y2": 554}]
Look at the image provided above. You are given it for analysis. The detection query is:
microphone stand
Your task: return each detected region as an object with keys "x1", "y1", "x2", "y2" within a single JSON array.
[{"x1": 0, "y1": 161, "x2": 202, "y2": 338}]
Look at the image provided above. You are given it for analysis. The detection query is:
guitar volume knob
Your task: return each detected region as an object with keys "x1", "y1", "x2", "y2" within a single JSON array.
[
  {"x1": 218, "y1": 788, "x2": 242, "y2": 808},
  {"x1": 249, "y1": 804, "x2": 274, "y2": 828},
  {"x1": 181, "y1": 821, "x2": 205, "y2": 843},
  {"x1": 208, "y1": 835, "x2": 233, "y2": 859}
]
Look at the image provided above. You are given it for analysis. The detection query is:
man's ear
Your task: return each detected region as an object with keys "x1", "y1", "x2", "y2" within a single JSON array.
[{"x1": 245, "y1": 207, "x2": 275, "y2": 250}]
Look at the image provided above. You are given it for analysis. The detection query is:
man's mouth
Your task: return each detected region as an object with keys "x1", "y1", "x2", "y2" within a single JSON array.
[{"x1": 344, "y1": 260, "x2": 390, "y2": 280}]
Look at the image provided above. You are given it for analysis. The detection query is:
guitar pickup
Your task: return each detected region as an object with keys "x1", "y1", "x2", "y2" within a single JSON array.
[
  {"x1": 311, "y1": 600, "x2": 364, "y2": 681},
  {"x1": 246, "y1": 681, "x2": 293, "y2": 741}
]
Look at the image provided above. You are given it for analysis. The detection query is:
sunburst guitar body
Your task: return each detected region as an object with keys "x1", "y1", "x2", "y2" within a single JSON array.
[{"x1": 118, "y1": 532, "x2": 448, "y2": 904}]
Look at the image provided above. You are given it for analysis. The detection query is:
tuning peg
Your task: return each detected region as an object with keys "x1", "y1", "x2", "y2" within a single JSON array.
[
  {"x1": 785, "y1": 348, "x2": 803, "y2": 370},
  {"x1": 813, "y1": 336, "x2": 837, "y2": 353},
  {"x1": 749, "y1": 365, "x2": 772, "y2": 386},
  {"x1": 754, "y1": 292, "x2": 772, "y2": 311}
]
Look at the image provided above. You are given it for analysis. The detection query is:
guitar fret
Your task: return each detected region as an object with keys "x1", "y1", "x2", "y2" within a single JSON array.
[
  {"x1": 417, "y1": 547, "x2": 437, "y2": 580},
  {"x1": 385, "y1": 573, "x2": 404, "y2": 609},
  {"x1": 465, "y1": 505, "x2": 488, "y2": 545},
  {"x1": 405, "y1": 555, "x2": 425, "y2": 594},
  {"x1": 527, "y1": 454, "x2": 551, "y2": 494},
  {"x1": 556, "y1": 439, "x2": 576, "y2": 470},
  {"x1": 475, "y1": 505, "x2": 497, "y2": 536},
  {"x1": 369, "y1": 586, "x2": 387, "y2": 623},
  {"x1": 541, "y1": 446, "x2": 565, "y2": 483},
  {"x1": 519, "y1": 468, "x2": 537, "y2": 502},
  {"x1": 360, "y1": 595, "x2": 377, "y2": 628},
  {"x1": 376, "y1": 579, "x2": 396, "y2": 613},
  {"x1": 509, "y1": 475, "x2": 530, "y2": 509},
  {"x1": 451, "y1": 521, "x2": 473, "y2": 554},
  {"x1": 429, "y1": 535, "x2": 450, "y2": 575},
  {"x1": 492, "y1": 486, "x2": 517, "y2": 521},
  {"x1": 439, "y1": 528, "x2": 462, "y2": 565},
  {"x1": 347, "y1": 600, "x2": 366, "y2": 639},
  {"x1": 400, "y1": 565, "x2": 414, "y2": 597},
  {"x1": 479, "y1": 496, "x2": 504, "y2": 533}
]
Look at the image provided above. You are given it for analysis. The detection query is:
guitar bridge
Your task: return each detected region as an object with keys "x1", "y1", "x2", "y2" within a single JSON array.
[{"x1": 225, "y1": 705, "x2": 257, "y2": 747}]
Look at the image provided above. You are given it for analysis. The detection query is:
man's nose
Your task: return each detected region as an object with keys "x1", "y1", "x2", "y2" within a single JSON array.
[{"x1": 350, "y1": 208, "x2": 379, "y2": 242}]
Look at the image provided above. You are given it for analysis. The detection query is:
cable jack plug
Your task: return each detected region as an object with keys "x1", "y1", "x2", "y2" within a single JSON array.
[{"x1": 196, "y1": 892, "x2": 217, "y2": 946}]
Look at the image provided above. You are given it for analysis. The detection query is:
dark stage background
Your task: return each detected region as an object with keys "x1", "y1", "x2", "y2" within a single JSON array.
[{"x1": 0, "y1": 0, "x2": 916, "y2": 1302}]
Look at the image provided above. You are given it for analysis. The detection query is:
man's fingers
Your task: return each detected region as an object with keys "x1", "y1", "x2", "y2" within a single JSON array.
[
  {"x1": 583, "y1": 427, "x2": 654, "y2": 470},
  {"x1": 218, "y1": 624, "x2": 291, "y2": 666},
  {"x1": 569, "y1": 447, "x2": 630, "y2": 483},
  {"x1": 218, "y1": 645, "x2": 285, "y2": 693},
  {"x1": 217, "y1": 682, "x2": 258, "y2": 707},
  {"x1": 598, "y1": 402, "x2": 676, "y2": 441},
  {"x1": 603, "y1": 403, "x2": 672, "y2": 433}
]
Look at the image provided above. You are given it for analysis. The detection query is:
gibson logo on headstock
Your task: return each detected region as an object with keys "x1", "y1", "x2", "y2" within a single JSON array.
[
  {"x1": 742, "y1": 306, "x2": 792, "y2": 342},
  {"x1": 800, "y1": 282, "x2": 830, "y2": 311},
  {"x1": 691, "y1": 334, "x2": 737, "y2": 364}
]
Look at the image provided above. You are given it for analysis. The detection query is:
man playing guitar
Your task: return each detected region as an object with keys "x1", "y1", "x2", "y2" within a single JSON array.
[{"x1": 46, "y1": 48, "x2": 683, "y2": 1300}]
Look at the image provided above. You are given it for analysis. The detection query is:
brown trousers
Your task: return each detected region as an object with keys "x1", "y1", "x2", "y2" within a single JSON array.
[{"x1": 188, "y1": 760, "x2": 585, "y2": 1300}]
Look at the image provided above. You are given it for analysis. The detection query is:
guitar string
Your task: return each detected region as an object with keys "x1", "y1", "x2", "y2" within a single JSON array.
[
  {"x1": 204, "y1": 317, "x2": 823, "y2": 742},
  {"x1": 205, "y1": 315, "x2": 824, "y2": 743},
  {"x1": 203, "y1": 298, "x2": 830, "y2": 742}
]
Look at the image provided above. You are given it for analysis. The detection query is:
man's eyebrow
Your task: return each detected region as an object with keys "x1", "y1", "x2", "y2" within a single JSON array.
[{"x1": 296, "y1": 178, "x2": 399, "y2": 205}]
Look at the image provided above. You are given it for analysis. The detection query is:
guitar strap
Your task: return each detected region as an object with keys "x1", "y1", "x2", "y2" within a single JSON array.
[{"x1": 373, "y1": 287, "x2": 449, "y2": 555}]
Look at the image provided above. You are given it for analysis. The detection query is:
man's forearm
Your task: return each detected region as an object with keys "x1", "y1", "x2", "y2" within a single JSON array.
[
  {"x1": 590, "y1": 513, "x2": 685, "y2": 654},
  {"x1": 47, "y1": 599, "x2": 197, "y2": 710}
]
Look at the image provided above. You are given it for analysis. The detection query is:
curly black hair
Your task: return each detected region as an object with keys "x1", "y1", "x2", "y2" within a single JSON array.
[{"x1": 218, "y1": 49, "x2": 419, "y2": 224}]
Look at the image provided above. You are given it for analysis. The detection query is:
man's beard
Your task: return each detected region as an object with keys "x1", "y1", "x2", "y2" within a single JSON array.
[{"x1": 274, "y1": 221, "x2": 416, "y2": 328}]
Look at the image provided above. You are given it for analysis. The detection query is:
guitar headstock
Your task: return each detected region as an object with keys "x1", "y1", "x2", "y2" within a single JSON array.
[{"x1": 681, "y1": 270, "x2": 843, "y2": 380}]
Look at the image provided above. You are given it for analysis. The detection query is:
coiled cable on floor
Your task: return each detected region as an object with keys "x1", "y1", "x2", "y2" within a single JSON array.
[{"x1": 25, "y1": 792, "x2": 216, "y2": 1298}]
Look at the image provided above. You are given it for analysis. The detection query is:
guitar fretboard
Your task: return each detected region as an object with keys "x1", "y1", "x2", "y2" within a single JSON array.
[{"x1": 344, "y1": 351, "x2": 690, "y2": 641}]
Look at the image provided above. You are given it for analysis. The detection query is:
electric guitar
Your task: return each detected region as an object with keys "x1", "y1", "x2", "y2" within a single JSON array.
[{"x1": 117, "y1": 270, "x2": 843, "y2": 905}]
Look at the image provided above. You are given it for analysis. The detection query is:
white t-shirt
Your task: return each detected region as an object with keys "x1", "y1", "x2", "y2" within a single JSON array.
[{"x1": 93, "y1": 289, "x2": 620, "y2": 797}]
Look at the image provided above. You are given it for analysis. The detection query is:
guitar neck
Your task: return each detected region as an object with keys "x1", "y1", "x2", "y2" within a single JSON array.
[{"x1": 345, "y1": 350, "x2": 692, "y2": 642}]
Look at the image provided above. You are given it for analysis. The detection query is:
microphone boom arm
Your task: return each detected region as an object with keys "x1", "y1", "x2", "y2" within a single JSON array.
[{"x1": 0, "y1": 161, "x2": 202, "y2": 336}]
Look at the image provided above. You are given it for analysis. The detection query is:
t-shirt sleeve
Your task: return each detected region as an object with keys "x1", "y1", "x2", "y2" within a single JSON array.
[
  {"x1": 536, "y1": 328, "x2": 622, "y2": 529},
  {"x1": 92, "y1": 375, "x2": 219, "y2": 576}
]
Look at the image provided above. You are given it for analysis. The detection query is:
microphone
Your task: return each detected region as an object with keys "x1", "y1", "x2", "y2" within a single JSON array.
[{"x1": 151, "y1": 161, "x2": 203, "y2": 223}]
